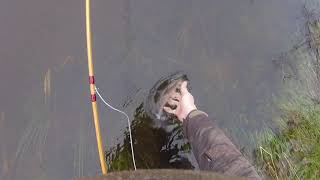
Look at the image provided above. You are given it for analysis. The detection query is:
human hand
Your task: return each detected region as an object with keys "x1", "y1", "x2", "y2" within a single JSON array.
[{"x1": 163, "y1": 81, "x2": 197, "y2": 122}]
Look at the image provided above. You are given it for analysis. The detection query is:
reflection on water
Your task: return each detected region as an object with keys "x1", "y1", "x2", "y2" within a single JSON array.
[{"x1": 0, "y1": 0, "x2": 311, "y2": 179}]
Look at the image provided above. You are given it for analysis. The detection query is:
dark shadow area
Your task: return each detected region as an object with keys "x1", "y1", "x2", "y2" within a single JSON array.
[{"x1": 106, "y1": 103, "x2": 195, "y2": 171}]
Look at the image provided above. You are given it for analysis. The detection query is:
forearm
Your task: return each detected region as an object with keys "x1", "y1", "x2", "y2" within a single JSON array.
[{"x1": 183, "y1": 110, "x2": 260, "y2": 179}]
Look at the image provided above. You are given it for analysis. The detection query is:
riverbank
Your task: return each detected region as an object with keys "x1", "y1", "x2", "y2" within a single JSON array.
[{"x1": 256, "y1": 8, "x2": 320, "y2": 179}]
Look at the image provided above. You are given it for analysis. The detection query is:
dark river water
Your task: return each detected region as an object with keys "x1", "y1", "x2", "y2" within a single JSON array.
[{"x1": 0, "y1": 0, "x2": 311, "y2": 179}]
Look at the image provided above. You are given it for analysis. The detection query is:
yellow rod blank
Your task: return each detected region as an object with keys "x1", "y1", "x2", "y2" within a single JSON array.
[{"x1": 85, "y1": 0, "x2": 108, "y2": 174}]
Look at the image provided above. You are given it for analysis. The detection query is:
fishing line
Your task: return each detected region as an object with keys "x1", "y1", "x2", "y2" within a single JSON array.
[{"x1": 94, "y1": 86, "x2": 137, "y2": 170}]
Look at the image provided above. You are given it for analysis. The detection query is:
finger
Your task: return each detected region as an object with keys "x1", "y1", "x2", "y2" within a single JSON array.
[
  {"x1": 180, "y1": 81, "x2": 189, "y2": 95},
  {"x1": 168, "y1": 98, "x2": 179, "y2": 105},
  {"x1": 163, "y1": 106, "x2": 176, "y2": 114},
  {"x1": 165, "y1": 99, "x2": 178, "y2": 110}
]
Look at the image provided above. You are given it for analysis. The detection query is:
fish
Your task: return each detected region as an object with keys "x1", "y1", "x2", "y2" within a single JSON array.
[{"x1": 145, "y1": 72, "x2": 188, "y2": 123}]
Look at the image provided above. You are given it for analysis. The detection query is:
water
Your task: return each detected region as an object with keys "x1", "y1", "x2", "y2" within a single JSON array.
[{"x1": 0, "y1": 0, "x2": 309, "y2": 179}]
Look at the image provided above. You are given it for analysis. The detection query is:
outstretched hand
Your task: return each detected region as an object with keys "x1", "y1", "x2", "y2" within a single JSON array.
[{"x1": 163, "y1": 81, "x2": 197, "y2": 122}]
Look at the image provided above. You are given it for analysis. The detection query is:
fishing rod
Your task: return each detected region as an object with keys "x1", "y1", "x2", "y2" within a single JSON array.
[
  {"x1": 85, "y1": 0, "x2": 108, "y2": 174},
  {"x1": 85, "y1": 0, "x2": 137, "y2": 174}
]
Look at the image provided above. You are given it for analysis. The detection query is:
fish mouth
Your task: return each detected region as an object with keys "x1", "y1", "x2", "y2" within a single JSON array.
[{"x1": 145, "y1": 72, "x2": 188, "y2": 122}]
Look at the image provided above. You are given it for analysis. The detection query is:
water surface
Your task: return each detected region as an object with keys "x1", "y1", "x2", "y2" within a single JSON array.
[{"x1": 0, "y1": 0, "x2": 307, "y2": 179}]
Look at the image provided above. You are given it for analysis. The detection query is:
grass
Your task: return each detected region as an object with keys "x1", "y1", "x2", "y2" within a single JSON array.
[
  {"x1": 256, "y1": 9, "x2": 320, "y2": 178},
  {"x1": 256, "y1": 103, "x2": 320, "y2": 179}
]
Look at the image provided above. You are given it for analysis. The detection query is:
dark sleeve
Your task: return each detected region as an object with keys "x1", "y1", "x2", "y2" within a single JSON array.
[{"x1": 183, "y1": 110, "x2": 261, "y2": 180}]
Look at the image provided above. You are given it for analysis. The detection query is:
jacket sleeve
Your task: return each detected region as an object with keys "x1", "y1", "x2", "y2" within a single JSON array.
[{"x1": 183, "y1": 110, "x2": 261, "y2": 179}]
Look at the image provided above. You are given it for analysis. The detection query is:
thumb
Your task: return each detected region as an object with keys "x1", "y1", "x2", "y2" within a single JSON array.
[{"x1": 180, "y1": 81, "x2": 189, "y2": 95}]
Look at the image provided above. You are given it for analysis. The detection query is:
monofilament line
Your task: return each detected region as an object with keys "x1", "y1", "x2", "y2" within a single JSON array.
[{"x1": 94, "y1": 86, "x2": 137, "y2": 170}]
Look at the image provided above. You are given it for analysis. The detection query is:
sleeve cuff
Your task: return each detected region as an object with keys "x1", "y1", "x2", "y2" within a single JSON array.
[
  {"x1": 183, "y1": 110, "x2": 208, "y2": 139},
  {"x1": 187, "y1": 110, "x2": 208, "y2": 119}
]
